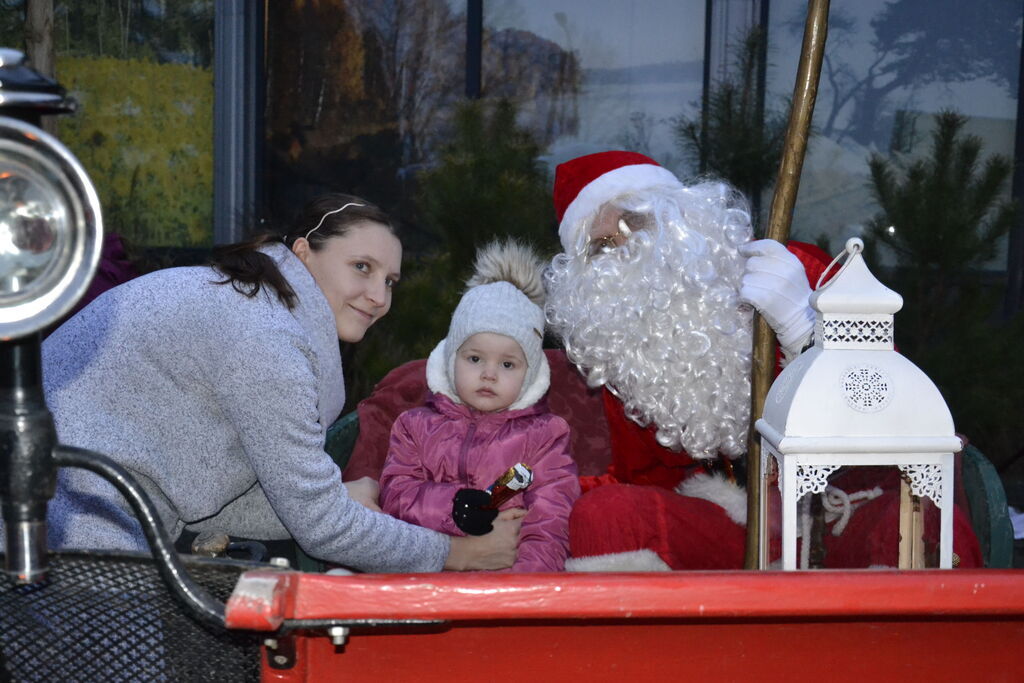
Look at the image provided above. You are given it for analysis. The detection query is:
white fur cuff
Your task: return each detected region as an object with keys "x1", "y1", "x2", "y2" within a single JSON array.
[
  {"x1": 565, "y1": 549, "x2": 672, "y2": 572},
  {"x1": 676, "y1": 472, "x2": 748, "y2": 526}
]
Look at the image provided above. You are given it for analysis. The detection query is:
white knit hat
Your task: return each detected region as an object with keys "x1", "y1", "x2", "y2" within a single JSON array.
[{"x1": 426, "y1": 241, "x2": 550, "y2": 411}]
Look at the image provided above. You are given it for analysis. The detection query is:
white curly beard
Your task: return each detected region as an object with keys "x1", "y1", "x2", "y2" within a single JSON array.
[{"x1": 545, "y1": 182, "x2": 754, "y2": 459}]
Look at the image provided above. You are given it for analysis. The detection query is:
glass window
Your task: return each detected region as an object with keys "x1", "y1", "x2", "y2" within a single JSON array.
[
  {"x1": 264, "y1": 1, "x2": 479, "y2": 399},
  {"x1": 264, "y1": 1, "x2": 707, "y2": 223},
  {"x1": 764, "y1": 0, "x2": 1023, "y2": 477},
  {"x1": 766, "y1": 0, "x2": 1020, "y2": 270},
  {"x1": 263, "y1": 1, "x2": 708, "y2": 402},
  {"x1": 3, "y1": 1, "x2": 216, "y2": 249},
  {"x1": 484, "y1": 1, "x2": 706, "y2": 175}
]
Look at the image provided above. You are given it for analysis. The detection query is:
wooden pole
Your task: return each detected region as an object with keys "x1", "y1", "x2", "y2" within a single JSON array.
[
  {"x1": 25, "y1": 0, "x2": 57, "y2": 135},
  {"x1": 898, "y1": 477, "x2": 913, "y2": 569},
  {"x1": 897, "y1": 476, "x2": 926, "y2": 569},
  {"x1": 744, "y1": 0, "x2": 830, "y2": 569}
]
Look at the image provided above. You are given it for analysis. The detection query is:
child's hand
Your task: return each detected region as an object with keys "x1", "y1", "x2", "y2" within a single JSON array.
[{"x1": 344, "y1": 476, "x2": 382, "y2": 512}]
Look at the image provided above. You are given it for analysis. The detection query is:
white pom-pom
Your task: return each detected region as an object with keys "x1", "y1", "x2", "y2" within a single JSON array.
[{"x1": 465, "y1": 238, "x2": 547, "y2": 307}]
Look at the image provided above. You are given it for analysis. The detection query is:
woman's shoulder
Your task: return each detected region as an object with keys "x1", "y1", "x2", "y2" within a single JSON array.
[
  {"x1": 66, "y1": 263, "x2": 276, "y2": 331},
  {"x1": 113, "y1": 263, "x2": 286, "y2": 308},
  {"x1": 132, "y1": 264, "x2": 311, "y2": 360}
]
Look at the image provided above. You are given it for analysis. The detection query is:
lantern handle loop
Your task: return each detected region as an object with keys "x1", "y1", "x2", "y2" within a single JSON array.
[{"x1": 815, "y1": 237, "x2": 864, "y2": 290}]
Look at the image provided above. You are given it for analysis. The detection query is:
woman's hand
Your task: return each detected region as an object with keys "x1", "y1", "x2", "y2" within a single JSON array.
[
  {"x1": 444, "y1": 508, "x2": 526, "y2": 571},
  {"x1": 344, "y1": 476, "x2": 382, "y2": 512}
]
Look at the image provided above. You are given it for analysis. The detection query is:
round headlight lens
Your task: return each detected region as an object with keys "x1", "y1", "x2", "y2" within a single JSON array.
[{"x1": 0, "y1": 116, "x2": 102, "y2": 339}]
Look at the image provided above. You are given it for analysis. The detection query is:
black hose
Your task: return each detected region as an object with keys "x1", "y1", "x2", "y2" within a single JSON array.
[{"x1": 53, "y1": 445, "x2": 226, "y2": 628}]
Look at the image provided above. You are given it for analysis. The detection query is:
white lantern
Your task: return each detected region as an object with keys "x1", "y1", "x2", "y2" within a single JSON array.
[{"x1": 755, "y1": 238, "x2": 959, "y2": 570}]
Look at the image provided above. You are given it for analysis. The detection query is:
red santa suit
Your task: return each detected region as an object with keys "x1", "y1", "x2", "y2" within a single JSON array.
[
  {"x1": 566, "y1": 244, "x2": 982, "y2": 571},
  {"x1": 548, "y1": 150, "x2": 980, "y2": 571}
]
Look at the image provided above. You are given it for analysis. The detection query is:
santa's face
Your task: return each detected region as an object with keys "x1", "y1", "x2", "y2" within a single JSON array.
[
  {"x1": 585, "y1": 202, "x2": 659, "y2": 259},
  {"x1": 544, "y1": 183, "x2": 754, "y2": 458}
]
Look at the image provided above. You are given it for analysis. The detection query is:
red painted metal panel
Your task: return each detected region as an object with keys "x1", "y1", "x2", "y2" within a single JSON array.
[
  {"x1": 229, "y1": 569, "x2": 1024, "y2": 624},
  {"x1": 225, "y1": 570, "x2": 1024, "y2": 681},
  {"x1": 261, "y1": 620, "x2": 1024, "y2": 683}
]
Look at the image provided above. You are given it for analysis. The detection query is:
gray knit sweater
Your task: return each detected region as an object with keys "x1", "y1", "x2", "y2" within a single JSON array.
[{"x1": 36, "y1": 243, "x2": 449, "y2": 573}]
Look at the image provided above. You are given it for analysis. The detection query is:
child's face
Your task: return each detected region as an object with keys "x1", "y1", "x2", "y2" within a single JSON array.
[{"x1": 453, "y1": 332, "x2": 528, "y2": 413}]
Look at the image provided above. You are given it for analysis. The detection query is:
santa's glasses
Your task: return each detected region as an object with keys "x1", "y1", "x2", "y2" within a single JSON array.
[{"x1": 585, "y1": 207, "x2": 655, "y2": 260}]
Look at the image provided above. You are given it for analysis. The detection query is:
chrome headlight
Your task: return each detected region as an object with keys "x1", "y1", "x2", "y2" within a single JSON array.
[{"x1": 0, "y1": 116, "x2": 102, "y2": 339}]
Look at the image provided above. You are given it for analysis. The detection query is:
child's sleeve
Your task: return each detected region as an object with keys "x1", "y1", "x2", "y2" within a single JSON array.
[
  {"x1": 379, "y1": 412, "x2": 465, "y2": 537},
  {"x1": 511, "y1": 416, "x2": 581, "y2": 572}
]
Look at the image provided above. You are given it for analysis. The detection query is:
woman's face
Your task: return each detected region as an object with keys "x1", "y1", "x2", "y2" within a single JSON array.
[{"x1": 293, "y1": 221, "x2": 402, "y2": 342}]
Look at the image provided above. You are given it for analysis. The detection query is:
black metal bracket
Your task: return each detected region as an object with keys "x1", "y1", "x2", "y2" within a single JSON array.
[{"x1": 264, "y1": 633, "x2": 296, "y2": 670}]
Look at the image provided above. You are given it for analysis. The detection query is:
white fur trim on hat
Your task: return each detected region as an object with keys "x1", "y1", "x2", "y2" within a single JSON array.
[
  {"x1": 564, "y1": 549, "x2": 672, "y2": 572},
  {"x1": 558, "y1": 163, "x2": 684, "y2": 253},
  {"x1": 426, "y1": 340, "x2": 453, "y2": 398},
  {"x1": 675, "y1": 472, "x2": 748, "y2": 526},
  {"x1": 426, "y1": 339, "x2": 551, "y2": 411}
]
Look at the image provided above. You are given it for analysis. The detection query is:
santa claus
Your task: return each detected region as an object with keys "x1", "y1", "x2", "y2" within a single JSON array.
[{"x1": 545, "y1": 150, "x2": 981, "y2": 571}]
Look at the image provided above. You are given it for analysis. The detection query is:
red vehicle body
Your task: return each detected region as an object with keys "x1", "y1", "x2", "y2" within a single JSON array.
[{"x1": 226, "y1": 568, "x2": 1024, "y2": 682}]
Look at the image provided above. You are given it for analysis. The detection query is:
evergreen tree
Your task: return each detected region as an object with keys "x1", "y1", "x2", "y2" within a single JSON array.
[
  {"x1": 345, "y1": 99, "x2": 557, "y2": 403},
  {"x1": 673, "y1": 28, "x2": 788, "y2": 229},
  {"x1": 866, "y1": 110, "x2": 1022, "y2": 469},
  {"x1": 416, "y1": 98, "x2": 557, "y2": 276},
  {"x1": 867, "y1": 110, "x2": 1016, "y2": 347}
]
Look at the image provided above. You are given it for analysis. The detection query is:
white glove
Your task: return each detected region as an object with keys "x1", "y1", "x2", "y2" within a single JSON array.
[{"x1": 738, "y1": 239, "x2": 814, "y2": 358}]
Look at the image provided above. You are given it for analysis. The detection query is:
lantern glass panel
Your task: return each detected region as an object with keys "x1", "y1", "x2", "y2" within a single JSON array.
[{"x1": 766, "y1": 459, "x2": 948, "y2": 570}]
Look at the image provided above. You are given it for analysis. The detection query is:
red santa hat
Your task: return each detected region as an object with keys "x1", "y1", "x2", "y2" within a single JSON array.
[{"x1": 553, "y1": 150, "x2": 685, "y2": 252}]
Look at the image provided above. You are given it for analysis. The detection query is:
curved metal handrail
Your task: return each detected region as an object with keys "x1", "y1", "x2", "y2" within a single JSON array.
[{"x1": 53, "y1": 445, "x2": 226, "y2": 628}]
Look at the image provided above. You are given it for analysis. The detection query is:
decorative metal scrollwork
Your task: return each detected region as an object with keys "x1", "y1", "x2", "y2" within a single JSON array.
[
  {"x1": 795, "y1": 463, "x2": 840, "y2": 499},
  {"x1": 899, "y1": 463, "x2": 944, "y2": 505},
  {"x1": 841, "y1": 365, "x2": 892, "y2": 413},
  {"x1": 822, "y1": 317, "x2": 893, "y2": 345}
]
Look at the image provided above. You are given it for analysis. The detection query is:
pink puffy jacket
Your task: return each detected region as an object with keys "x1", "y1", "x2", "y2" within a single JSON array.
[{"x1": 380, "y1": 393, "x2": 580, "y2": 572}]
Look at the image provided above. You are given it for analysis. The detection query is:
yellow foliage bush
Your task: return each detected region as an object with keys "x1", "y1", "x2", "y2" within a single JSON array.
[{"x1": 56, "y1": 56, "x2": 213, "y2": 246}]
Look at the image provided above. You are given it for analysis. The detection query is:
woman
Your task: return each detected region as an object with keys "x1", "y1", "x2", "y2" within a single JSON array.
[{"x1": 39, "y1": 193, "x2": 522, "y2": 573}]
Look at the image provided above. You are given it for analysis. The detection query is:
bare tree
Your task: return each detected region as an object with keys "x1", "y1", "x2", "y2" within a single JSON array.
[
  {"x1": 23, "y1": 0, "x2": 55, "y2": 133},
  {"x1": 350, "y1": 0, "x2": 463, "y2": 166},
  {"x1": 483, "y1": 26, "x2": 580, "y2": 147},
  {"x1": 794, "y1": 0, "x2": 1020, "y2": 147}
]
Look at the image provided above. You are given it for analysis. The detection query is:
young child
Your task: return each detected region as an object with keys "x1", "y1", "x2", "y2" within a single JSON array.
[{"x1": 379, "y1": 240, "x2": 580, "y2": 572}]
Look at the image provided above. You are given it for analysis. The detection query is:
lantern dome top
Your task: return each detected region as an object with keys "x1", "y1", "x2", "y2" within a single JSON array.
[
  {"x1": 756, "y1": 237, "x2": 959, "y2": 455},
  {"x1": 810, "y1": 238, "x2": 903, "y2": 316},
  {"x1": 757, "y1": 348, "x2": 958, "y2": 453}
]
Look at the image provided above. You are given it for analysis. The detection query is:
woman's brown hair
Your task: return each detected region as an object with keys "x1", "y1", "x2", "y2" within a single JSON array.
[{"x1": 209, "y1": 193, "x2": 396, "y2": 309}]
